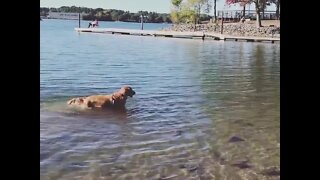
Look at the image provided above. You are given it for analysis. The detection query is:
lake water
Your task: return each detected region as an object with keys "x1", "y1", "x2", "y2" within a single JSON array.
[{"x1": 40, "y1": 19, "x2": 280, "y2": 180}]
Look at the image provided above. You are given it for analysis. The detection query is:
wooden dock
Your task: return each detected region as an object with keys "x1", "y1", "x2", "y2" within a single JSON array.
[{"x1": 74, "y1": 28, "x2": 280, "y2": 43}]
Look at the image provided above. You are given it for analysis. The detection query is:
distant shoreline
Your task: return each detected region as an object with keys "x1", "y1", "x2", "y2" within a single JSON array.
[
  {"x1": 41, "y1": 17, "x2": 172, "y2": 24},
  {"x1": 42, "y1": 18, "x2": 280, "y2": 40}
]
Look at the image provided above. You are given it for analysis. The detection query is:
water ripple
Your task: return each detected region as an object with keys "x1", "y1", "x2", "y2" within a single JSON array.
[{"x1": 41, "y1": 20, "x2": 280, "y2": 179}]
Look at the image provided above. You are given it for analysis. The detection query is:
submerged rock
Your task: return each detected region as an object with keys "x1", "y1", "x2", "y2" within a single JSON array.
[
  {"x1": 159, "y1": 174, "x2": 179, "y2": 180},
  {"x1": 228, "y1": 136, "x2": 245, "y2": 143},
  {"x1": 174, "y1": 130, "x2": 183, "y2": 136},
  {"x1": 230, "y1": 159, "x2": 252, "y2": 169},
  {"x1": 179, "y1": 164, "x2": 199, "y2": 172},
  {"x1": 261, "y1": 167, "x2": 280, "y2": 176}
]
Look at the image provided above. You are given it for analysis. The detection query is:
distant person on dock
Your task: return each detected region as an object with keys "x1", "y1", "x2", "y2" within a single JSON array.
[{"x1": 88, "y1": 19, "x2": 99, "y2": 28}]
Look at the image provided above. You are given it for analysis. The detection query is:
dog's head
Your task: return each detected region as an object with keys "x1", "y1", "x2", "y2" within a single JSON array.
[{"x1": 118, "y1": 86, "x2": 136, "y2": 98}]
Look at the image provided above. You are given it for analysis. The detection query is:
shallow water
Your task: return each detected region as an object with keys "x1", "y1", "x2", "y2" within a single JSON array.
[{"x1": 41, "y1": 19, "x2": 280, "y2": 180}]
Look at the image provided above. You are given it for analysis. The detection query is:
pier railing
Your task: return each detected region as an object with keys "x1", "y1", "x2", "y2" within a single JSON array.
[{"x1": 217, "y1": 10, "x2": 279, "y2": 22}]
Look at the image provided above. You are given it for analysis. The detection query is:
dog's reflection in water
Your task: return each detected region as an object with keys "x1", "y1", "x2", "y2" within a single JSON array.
[{"x1": 66, "y1": 106, "x2": 130, "y2": 121}]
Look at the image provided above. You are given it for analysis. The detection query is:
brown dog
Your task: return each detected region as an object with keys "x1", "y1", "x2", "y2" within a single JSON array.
[{"x1": 67, "y1": 86, "x2": 135, "y2": 109}]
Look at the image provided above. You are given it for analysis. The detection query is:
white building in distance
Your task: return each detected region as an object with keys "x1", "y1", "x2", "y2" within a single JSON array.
[{"x1": 47, "y1": 12, "x2": 86, "y2": 20}]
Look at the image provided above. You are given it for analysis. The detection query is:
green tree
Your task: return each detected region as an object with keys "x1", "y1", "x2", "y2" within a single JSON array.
[
  {"x1": 170, "y1": 0, "x2": 211, "y2": 24},
  {"x1": 155, "y1": 16, "x2": 164, "y2": 23},
  {"x1": 180, "y1": 5, "x2": 197, "y2": 23},
  {"x1": 148, "y1": 12, "x2": 158, "y2": 22},
  {"x1": 118, "y1": 12, "x2": 130, "y2": 21},
  {"x1": 187, "y1": 0, "x2": 212, "y2": 24},
  {"x1": 172, "y1": 0, "x2": 183, "y2": 7},
  {"x1": 170, "y1": 10, "x2": 180, "y2": 23}
]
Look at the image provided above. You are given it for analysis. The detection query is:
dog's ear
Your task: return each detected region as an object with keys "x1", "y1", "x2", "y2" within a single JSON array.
[{"x1": 118, "y1": 88, "x2": 127, "y2": 96}]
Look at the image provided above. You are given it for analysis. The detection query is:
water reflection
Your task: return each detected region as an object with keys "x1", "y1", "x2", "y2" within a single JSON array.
[
  {"x1": 41, "y1": 20, "x2": 280, "y2": 179},
  {"x1": 199, "y1": 42, "x2": 280, "y2": 179}
]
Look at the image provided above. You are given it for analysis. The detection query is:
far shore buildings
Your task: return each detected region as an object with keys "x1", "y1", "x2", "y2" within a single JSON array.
[{"x1": 47, "y1": 12, "x2": 87, "y2": 20}]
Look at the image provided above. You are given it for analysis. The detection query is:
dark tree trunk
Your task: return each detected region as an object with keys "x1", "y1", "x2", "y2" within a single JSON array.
[
  {"x1": 255, "y1": 0, "x2": 262, "y2": 28},
  {"x1": 276, "y1": 0, "x2": 280, "y2": 20},
  {"x1": 242, "y1": 5, "x2": 246, "y2": 17},
  {"x1": 214, "y1": 0, "x2": 217, "y2": 22}
]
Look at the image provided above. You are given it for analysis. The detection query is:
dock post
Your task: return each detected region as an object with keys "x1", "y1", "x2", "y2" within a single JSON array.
[
  {"x1": 221, "y1": 12, "x2": 224, "y2": 34},
  {"x1": 78, "y1": 13, "x2": 80, "y2": 28},
  {"x1": 140, "y1": 15, "x2": 144, "y2": 30}
]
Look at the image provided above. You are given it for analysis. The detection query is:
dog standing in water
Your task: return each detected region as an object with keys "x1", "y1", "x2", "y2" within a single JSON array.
[{"x1": 67, "y1": 86, "x2": 135, "y2": 109}]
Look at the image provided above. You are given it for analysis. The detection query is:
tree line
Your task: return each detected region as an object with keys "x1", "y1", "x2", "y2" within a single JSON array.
[
  {"x1": 40, "y1": 1, "x2": 280, "y2": 27},
  {"x1": 40, "y1": 6, "x2": 213, "y2": 23},
  {"x1": 40, "y1": 6, "x2": 174, "y2": 23}
]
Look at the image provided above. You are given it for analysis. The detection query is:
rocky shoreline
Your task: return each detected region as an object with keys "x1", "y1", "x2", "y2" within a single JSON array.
[{"x1": 163, "y1": 23, "x2": 280, "y2": 38}]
